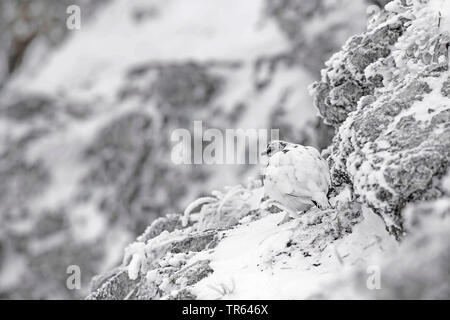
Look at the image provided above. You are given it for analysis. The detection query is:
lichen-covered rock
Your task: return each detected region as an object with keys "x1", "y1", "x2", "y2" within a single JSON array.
[
  {"x1": 87, "y1": 213, "x2": 220, "y2": 300},
  {"x1": 311, "y1": 9, "x2": 407, "y2": 125},
  {"x1": 87, "y1": 269, "x2": 136, "y2": 300},
  {"x1": 311, "y1": 0, "x2": 450, "y2": 235}
]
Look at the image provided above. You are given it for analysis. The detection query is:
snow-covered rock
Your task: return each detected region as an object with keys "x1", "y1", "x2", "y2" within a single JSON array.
[{"x1": 312, "y1": 0, "x2": 450, "y2": 236}]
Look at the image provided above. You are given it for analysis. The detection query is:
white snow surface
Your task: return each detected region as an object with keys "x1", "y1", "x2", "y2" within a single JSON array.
[
  {"x1": 124, "y1": 205, "x2": 397, "y2": 299},
  {"x1": 189, "y1": 208, "x2": 396, "y2": 299}
]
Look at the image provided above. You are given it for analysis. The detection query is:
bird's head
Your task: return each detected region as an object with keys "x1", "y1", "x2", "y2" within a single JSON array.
[{"x1": 261, "y1": 140, "x2": 288, "y2": 157}]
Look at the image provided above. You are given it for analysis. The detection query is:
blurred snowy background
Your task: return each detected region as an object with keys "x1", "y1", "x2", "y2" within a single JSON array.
[{"x1": 0, "y1": 0, "x2": 383, "y2": 299}]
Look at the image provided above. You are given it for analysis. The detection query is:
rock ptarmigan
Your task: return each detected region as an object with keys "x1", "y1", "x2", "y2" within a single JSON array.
[{"x1": 261, "y1": 140, "x2": 331, "y2": 224}]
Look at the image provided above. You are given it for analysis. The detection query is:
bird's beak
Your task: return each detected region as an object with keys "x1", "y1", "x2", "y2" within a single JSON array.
[{"x1": 261, "y1": 149, "x2": 268, "y2": 156}]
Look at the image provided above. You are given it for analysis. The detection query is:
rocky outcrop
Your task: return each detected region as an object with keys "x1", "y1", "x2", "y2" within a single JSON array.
[
  {"x1": 311, "y1": 0, "x2": 450, "y2": 235},
  {"x1": 88, "y1": 0, "x2": 450, "y2": 299}
]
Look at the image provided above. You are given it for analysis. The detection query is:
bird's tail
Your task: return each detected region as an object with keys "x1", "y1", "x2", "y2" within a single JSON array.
[{"x1": 313, "y1": 193, "x2": 330, "y2": 209}]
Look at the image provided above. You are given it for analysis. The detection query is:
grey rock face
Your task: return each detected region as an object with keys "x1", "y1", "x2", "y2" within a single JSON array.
[
  {"x1": 311, "y1": 0, "x2": 450, "y2": 235},
  {"x1": 87, "y1": 213, "x2": 220, "y2": 300},
  {"x1": 82, "y1": 112, "x2": 162, "y2": 234},
  {"x1": 265, "y1": 0, "x2": 368, "y2": 74},
  {"x1": 311, "y1": 11, "x2": 407, "y2": 126},
  {"x1": 154, "y1": 63, "x2": 223, "y2": 108},
  {"x1": 1, "y1": 96, "x2": 54, "y2": 121},
  {"x1": 87, "y1": 269, "x2": 136, "y2": 300}
]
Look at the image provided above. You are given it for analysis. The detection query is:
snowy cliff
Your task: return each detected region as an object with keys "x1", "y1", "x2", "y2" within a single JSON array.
[
  {"x1": 88, "y1": 0, "x2": 450, "y2": 300},
  {"x1": 312, "y1": 0, "x2": 450, "y2": 237}
]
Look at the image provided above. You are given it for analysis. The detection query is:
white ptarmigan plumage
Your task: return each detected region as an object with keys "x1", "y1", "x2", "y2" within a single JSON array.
[{"x1": 261, "y1": 141, "x2": 331, "y2": 218}]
